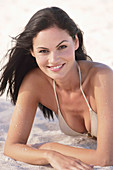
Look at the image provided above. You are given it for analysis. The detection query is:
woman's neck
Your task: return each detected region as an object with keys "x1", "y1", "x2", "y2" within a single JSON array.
[{"x1": 54, "y1": 62, "x2": 80, "y2": 92}]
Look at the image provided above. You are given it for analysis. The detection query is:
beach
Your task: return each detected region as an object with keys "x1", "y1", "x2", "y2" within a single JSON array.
[{"x1": 0, "y1": 0, "x2": 113, "y2": 169}]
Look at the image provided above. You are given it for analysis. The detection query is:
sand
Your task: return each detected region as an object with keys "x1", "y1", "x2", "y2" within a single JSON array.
[{"x1": 0, "y1": 0, "x2": 113, "y2": 169}]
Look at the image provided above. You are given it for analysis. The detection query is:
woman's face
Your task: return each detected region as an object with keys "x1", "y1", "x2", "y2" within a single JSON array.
[{"x1": 31, "y1": 26, "x2": 79, "y2": 81}]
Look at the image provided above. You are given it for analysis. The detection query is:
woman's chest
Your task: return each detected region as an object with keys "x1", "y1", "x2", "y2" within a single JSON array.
[
  {"x1": 56, "y1": 88, "x2": 97, "y2": 133},
  {"x1": 39, "y1": 79, "x2": 96, "y2": 133}
]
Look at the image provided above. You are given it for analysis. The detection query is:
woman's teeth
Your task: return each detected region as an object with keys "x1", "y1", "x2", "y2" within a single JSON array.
[
  {"x1": 52, "y1": 65, "x2": 62, "y2": 69},
  {"x1": 48, "y1": 64, "x2": 64, "y2": 71}
]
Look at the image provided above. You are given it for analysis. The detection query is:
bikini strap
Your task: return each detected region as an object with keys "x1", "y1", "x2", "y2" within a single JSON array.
[
  {"x1": 53, "y1": 65, "x2": 92, "y2": 112},
  {"x1": 77, "y1": 64, "x2": 92, "y2": 112},
  {"x1": 53, "y1": 80, "x2": 60, "y2": 112}
]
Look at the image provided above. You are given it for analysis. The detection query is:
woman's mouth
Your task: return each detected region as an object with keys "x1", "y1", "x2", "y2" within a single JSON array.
[{"x1": 47, "y1": 64, "x2": 65, "y2": 72}]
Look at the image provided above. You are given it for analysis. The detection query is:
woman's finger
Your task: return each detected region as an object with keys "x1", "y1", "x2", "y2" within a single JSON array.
[{"x1": 72, "y1": 159, "x2": 94, "y2": 170}]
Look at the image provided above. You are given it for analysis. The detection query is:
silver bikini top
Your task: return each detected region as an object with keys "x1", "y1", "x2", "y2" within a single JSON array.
[{"x1": 53, "y1": 64, "x2": 97, "y2": 137}]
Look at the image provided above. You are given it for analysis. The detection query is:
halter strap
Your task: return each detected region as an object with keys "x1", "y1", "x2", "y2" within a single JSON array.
[
  {"x1": 53, "y1": 80, "x2": 60, "y2": 112},
  {"x1": 77, "y1": 64, "x2": 92, "y2": 112},
  {"x1": 53, "y1": 63, "x2": 92, "y2": 113}
]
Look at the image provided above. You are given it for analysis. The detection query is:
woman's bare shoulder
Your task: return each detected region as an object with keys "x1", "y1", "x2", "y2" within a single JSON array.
[
  {"x1": 79, "y1": 60, "x2": 113, "y2": 87},
  {"x1": 80, "y1": 60, "x2": 112, "y2": 75},
  {"x1": 89, "y1": 62, "x2": 113, "y2": 80},
  {"x1": 79, "y1": 60, "x2": 112, "y2": 71},
  {"x1": 19, "y1": 68, "x2": 50, "y2": 95},
  {"x1": 84, "y1": 61, "x2": 113, "y2": 87}
]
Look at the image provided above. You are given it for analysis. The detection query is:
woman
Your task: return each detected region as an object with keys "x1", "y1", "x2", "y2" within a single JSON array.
[{"x1": 0, "y1": 6, "x2": 113, "y2": 169}]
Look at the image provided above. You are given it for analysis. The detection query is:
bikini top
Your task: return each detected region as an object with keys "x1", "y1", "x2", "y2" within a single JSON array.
[{"x1": 53, "y1": 64, "x2": 97, "y2": 138}]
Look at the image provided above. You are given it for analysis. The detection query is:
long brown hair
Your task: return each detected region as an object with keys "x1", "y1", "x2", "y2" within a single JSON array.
[{"x1": 0, "y1": 7, "x2": 91, "y2": 119}]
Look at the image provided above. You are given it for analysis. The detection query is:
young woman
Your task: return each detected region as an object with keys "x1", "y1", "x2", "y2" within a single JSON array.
[{"x1": 0, "y1": 6, "x2": 113, "y2": 169}]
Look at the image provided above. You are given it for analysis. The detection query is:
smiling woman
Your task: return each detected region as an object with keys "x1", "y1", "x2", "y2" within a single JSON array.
[
  {"x1": 31, "y1": 27, "x2": 78, "y2": 80},
  {"x1": 0, "y1": 6, "x2": 113, "y2": 169}
]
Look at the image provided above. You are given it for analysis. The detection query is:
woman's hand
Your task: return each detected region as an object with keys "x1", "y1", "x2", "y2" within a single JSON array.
[
  {"x1": 38, "y1": 143, "x2": 93, "y2": 169},
  {"x1": 47, "y1": 151, "x2": 94, "y2": 170}
]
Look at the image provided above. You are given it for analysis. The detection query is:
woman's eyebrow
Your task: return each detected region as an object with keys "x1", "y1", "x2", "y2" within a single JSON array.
[
  {"x1": 36, "y1": 40, "x2": 68, "y2": 49},
  {"x1": 36, "y1": 47, "x2": 48, "y2": 49},
  {"x1": 56, "y1": 40, "x2": 68, "y2": 48}
]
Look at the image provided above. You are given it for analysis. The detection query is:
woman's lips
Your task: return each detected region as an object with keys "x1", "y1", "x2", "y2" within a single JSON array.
[{"x1": 47, "y1": 64, "x2": 65, "y2": 72}]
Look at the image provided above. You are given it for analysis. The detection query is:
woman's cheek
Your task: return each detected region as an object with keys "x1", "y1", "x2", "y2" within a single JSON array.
[
  {"x1": 35, "y1": 56, "x2": 47, "y2": 66},
  {"x1": 62, "y1": 50, "x2": 74, "y2": 60}
]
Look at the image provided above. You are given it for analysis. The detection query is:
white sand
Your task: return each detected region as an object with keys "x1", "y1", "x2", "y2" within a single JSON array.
[{"x1": 0, "y1": 0, "x2": 113, "y2": 169}]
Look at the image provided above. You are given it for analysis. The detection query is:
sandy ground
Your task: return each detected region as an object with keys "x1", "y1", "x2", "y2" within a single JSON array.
[{"x1": 0, "y1": 0, "x2": 113, "y2": 169}]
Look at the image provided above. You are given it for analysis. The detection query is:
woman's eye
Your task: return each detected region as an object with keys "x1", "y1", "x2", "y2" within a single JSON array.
[
  {"x1": 39, "y1": 50, "x2": 48, "y2": 53},
  {"x1": 59, "y1": 45, "x2": 67, "y2": 50}
]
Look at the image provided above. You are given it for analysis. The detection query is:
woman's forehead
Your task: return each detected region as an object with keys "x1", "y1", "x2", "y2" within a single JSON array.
[{"x1": 33, "y1": 27, "x2": 72, "y2": 45}]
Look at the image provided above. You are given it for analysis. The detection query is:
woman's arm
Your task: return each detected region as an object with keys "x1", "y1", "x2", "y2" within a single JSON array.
[
  {"x1": 39, "y1": 67, "x2": 113, "y2": 167},
  {"x1": 4, "y1": 73, "x2": 50, "y2": 165},
  {"x1": 39, "y1": 142, "x2": 99, "y2": 165}
]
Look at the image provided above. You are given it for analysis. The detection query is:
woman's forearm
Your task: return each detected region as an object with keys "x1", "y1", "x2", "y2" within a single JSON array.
[
  {"x1": 4, "y1": 143, "x2": 94, "y2": 169},
  {"x1": 39, "y1": 142, "x2": 107, "y2": 166},
  {"x1": 4, "y1": 143, "x2": 51, "y2": 165},
  {"x1": 4, "y1": 142, "x2": 110, "y2": 167}
]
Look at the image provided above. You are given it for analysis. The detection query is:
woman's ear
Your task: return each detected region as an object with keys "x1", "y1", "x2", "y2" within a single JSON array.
[
  {"x1": 74, "y1": 35, "x2": 79, "y2": 50},
  {"x1": 30, "y1": 49, "x2": 35, "y2": 57}
]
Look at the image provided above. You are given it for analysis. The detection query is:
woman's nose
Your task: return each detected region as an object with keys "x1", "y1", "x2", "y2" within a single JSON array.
[{"x1": 48, "y1": 52, "x2": 59, "y2": 63}]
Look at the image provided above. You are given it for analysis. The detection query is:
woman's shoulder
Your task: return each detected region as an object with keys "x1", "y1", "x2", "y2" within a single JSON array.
[
  {"x1": 79, "y1": 60, "x2": 113, "y2": 86},
  {"x1": 79, "y1": 60, "x2": 113, "y2": 75},
  {"x1": 83, "y1": 61, "x2": 113, "y2": 86},
  {"x1": 89, "y1": 61, "x2": 113, "y2": 79},
  {"x1": 19, "y1": 68, "x2": 51, "y2": 93}
]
